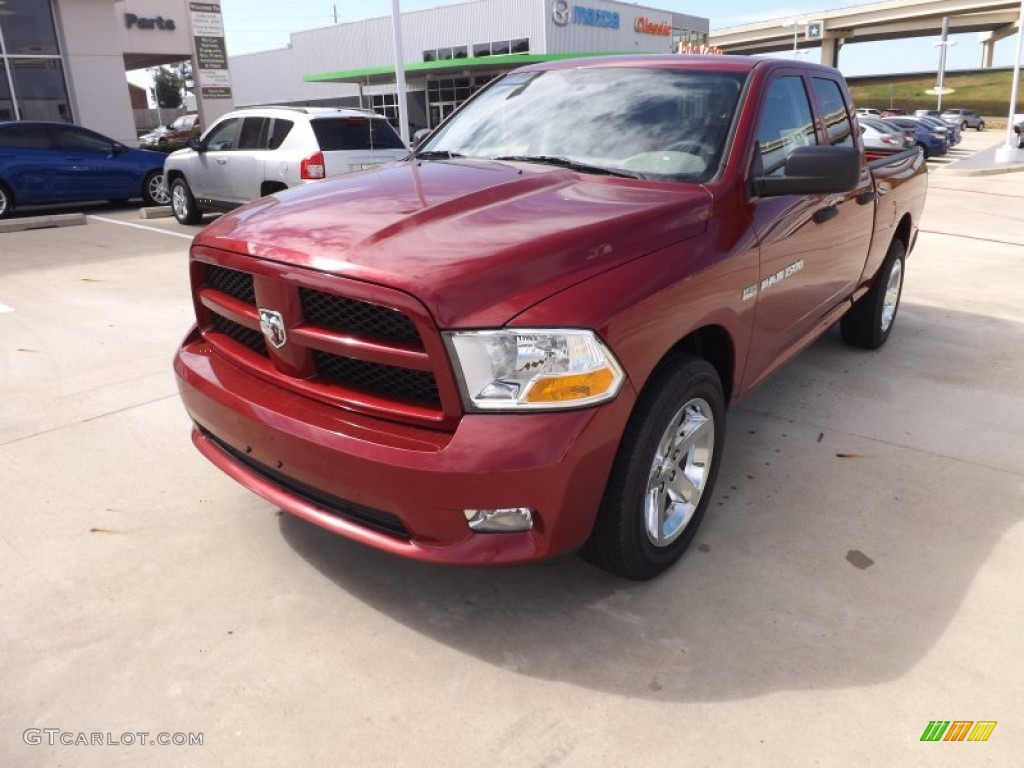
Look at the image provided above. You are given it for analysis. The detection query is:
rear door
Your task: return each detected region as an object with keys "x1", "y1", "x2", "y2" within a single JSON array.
[
  {"x1": 0, "y1": 122, "x2": 59, "y2": 205},
  {"x1": 225, "y1": 116, "x2": 269, "y2": 203},
  {"x1": 309, "y1": 116, "x2": 408, "y2": 176},
  {"x1": 744, "y1": 70, "x2": 873, "y2": 388}
]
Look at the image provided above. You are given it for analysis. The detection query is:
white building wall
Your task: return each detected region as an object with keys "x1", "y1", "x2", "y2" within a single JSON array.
[
  {"x1": 543, "y1": 2, "x2": 707, "y2": 55},
  {"x1": 54, "y1": 0, "x2": 136, "y2": 144},
  {"x1": 230, "y1": 0, "x2": 546, "y2": 106}
]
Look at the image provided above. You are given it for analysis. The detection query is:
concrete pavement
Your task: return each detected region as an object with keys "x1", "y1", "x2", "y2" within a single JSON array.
[{"x1": 0, "y1": 142, "x2": 1021, "y2": 766}]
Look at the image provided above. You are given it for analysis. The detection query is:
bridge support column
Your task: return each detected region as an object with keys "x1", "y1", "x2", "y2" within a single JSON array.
[
  {"x1": 981, "y1": 38, "x2": 995, "y2": 68},
  {"x1": 820, "y1": 36, "x2": 842, "y2": 68}
]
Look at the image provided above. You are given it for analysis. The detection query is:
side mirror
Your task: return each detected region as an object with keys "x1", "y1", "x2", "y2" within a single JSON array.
[
  {"x1": 187, "y1": 137, "x2": 202, "y2": 152},
  {"x1": 754, "y1": 146, "x2": 861, "y2": 197},
  {"x1": 412, "y1": 128, "x2": 431, "y2": 148}
]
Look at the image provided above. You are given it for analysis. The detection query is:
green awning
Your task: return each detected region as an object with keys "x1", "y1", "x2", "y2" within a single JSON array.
[{"x1": 304, "y1": 51, "x2": 630, "y2": 85}]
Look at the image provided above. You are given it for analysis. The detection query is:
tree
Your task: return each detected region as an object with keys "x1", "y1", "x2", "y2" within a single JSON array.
[{"x1": 150, "y1": 61, "x2": 193, "y2": 109}]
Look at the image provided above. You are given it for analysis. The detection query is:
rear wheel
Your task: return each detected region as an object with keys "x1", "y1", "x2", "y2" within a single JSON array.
[
  {"x1": 170, "y1": 177, "x2": 202, "y2": 225},
  {"x1": 977, "y1": 121, "x2": 985, "y2": 131},
  {"x1": 841, "y1": 239, "x2": 905, "y2": 350},
  {"x1": 917, "y1": 142, "x2": 930, "y2": 159},
  {"x1": 0, "y1": 181, "x2": 13, "y2": 219},
  {"x1": 142, "y1": 170, "x2": 170, "y2": 206},
  {"x1": 581, "y1": 356, "x2": 725, "y2": 580}
]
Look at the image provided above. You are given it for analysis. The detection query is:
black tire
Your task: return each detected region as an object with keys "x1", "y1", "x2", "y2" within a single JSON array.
[
  {"x1": 841, "y1": 239, "x2": 906, "y2": 350},
  {"x1": 961, "y1": 121, "x2": 968, "y2": 131},
  {"x1": 977, "y1": 121, "x2": 985, "y2": 131},
  {"x1": 917, "y1": 142, "x2": 930, "y2": 159},
  {"x1": 141, "y1": 170, "x2": 170, "y2": 206},
  {"x1": 170, "y1": 177, "x2": 202, "y2": 225},
  {"x1": 581, "y1": 356, "x2": 725, "y2": 580},
  {"x1": 0, "y1": 181, "x2": 13, "y2": 219}
]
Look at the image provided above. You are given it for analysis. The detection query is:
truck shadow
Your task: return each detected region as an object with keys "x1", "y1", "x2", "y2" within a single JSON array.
[{"x1": 279, "y1": 301, "x2": 1023, "y2": 702}]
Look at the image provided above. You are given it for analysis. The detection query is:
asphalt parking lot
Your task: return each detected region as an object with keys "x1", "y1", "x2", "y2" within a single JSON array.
[{"x1": 2, "y1": 131, "x2": 1022, "y2": 767}]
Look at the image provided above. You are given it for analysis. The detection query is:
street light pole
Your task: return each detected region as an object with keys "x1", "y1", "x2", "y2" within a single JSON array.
[
  {"x1": 390, "y1": 0, "x2": 410, "y2": 148},
  {"x1": 996, "y1": 0, "x2": 1024, "y2": 161}
]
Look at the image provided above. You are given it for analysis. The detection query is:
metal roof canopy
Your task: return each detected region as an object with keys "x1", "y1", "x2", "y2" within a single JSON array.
[
  {"x1": 711, "y1": 0, "x2": 1022, "y2": 55},
  {"x1": 303, "y1": 52, "x2": 627, "y2": 86}
]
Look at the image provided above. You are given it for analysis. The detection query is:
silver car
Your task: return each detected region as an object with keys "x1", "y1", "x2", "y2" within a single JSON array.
[{"x1": 163, "y1": 106, "x2": 408, "y2": 225}]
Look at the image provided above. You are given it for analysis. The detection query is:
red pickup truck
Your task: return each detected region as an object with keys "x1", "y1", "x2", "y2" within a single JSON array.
[{"x1": 174, "y1": 55, "x2": 927, "y2": 580}]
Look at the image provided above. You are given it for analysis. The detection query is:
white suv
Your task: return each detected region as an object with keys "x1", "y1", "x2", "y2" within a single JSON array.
[{"x1": 163, "y1": 106, "x2": 408, "y2": 224}]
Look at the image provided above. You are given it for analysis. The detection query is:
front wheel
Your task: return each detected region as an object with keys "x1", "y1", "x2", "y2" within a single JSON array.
[
  {"x1": 977, "y1": 121, "x2": 985, "y2": 131},
  {"x1": 170, "y1": 177, "x2": 202, "y2": 225},
  {"x1": 841, "y1": 239, "x2": 905, "y2": 349},
  {"x1": 142, "y1": 170, "x2": 170, "y2": 206},
  {"x1": 581, "y1": 356, "x2": 725, "y2": 580}
]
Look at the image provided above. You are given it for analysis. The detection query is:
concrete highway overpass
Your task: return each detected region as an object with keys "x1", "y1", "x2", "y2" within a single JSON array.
[{"x1": 710, "y1": 0, "x2": 1022, "y2": 68}]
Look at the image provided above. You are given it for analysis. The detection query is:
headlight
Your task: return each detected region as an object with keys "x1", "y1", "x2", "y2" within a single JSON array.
[{"x1": 445, "y1": 329, "x2": 625, "y2": 411}]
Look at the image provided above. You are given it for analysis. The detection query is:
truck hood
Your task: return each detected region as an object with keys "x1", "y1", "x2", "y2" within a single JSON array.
[{"x1": 196, "y1": 158, "x2": 712, "y2": 327}]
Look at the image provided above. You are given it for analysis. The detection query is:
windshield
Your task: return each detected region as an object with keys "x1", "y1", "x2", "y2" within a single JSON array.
[{"x1": 418, "y1": 66, "x2": 746, "y2": 182}]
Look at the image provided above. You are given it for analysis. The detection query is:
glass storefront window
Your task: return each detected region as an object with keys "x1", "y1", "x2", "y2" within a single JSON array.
[
  {"x1": 0, "y1": 61, "x2": 15, "y2": 121},
  {"x1": 9, "y1": 57, "x2": 71, "y2": 121},
  {"x1": 0, "y1": 0, "x2": 61, "y2": 55}
]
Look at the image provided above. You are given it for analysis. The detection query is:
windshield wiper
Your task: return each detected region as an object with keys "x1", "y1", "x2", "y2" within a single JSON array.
[
  {"x1": 492, "y1": 155, "x2": 642, "y2": 179},
  {"x1": 413, "y1": 150, "x2": 464, "y2": 160}
]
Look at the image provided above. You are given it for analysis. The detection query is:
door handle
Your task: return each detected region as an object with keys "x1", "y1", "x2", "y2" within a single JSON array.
[
  {"x1": 813, "y1": 205, "x2": 839, "y2": 224},
  {"x1": 216, "y1": 158, "x2": 228, "y2": 164}
]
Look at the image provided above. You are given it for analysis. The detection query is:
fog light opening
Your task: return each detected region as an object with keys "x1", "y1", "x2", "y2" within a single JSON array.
[{"x1": 464, "y1": 507, "x2": 534, "y2": 532}]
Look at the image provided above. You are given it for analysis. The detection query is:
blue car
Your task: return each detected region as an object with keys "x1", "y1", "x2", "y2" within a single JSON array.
[
  {"x1": 0, "y1": 121, "x2": 170, "y2": 218},
  {"x1": 883, "y1": 117, "x2": 948, "y2": 159}
]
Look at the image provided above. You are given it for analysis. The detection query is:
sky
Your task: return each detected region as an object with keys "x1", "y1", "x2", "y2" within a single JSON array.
[
  {"x1": 130, "y1": 1, "x2": 1024, "y2": 93},
  {"x1": 213, "y1": 0, "x2": 1024, "y2": 75}
]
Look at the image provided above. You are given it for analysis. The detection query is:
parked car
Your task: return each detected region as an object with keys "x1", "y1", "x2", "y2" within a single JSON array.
[
  {"x1": 140, "y1": 114, "x2": 200, "y2": 150},
  {"x1": 0, "y1": 120, "x2": 169, "y2": 218},
  {"x1": 917, "y1": 114, "x2": 960, "y2": 146},
  {"x1": 881, "y1": 108, "x2": 907, "y2": 117},
  {"x1": 864, "y1": 118, "x2": 917, "y2": 152},
  {"x1": 913, "y1": 109, "x2": 941, "y2": 119},
  {"x1": 163, "y1": 106, "x2": 409, "y2": 225},
  {"x1": 883, "y1": 116, "x2": 948, "y2": 158},
  {"x1": 854, "y1": 107, "x2": 881, "y2": 117},
  {"x1": 859, "y1": 118, "x2": 913, "y2": 154},
  {"x1": 941, "y1": 108, "x2": 985, "y2": 131},
  {"x1": 173, "y1": 55, "x2": 928, "y2": 580}
]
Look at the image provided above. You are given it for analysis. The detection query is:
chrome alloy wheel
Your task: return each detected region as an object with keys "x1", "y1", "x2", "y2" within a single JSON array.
[
  {"x1": 171, "y1": 183, "x2": 190, "y2": 218},
  {"x1": 881, "y1": 257, "x2": 903, "y2": 333},
  {"x1": 645, "y1": 397, "x2": 715, "y2": 547},
  {"x1": 148, "y1": 173, "x2": 170, "y2": 205}
]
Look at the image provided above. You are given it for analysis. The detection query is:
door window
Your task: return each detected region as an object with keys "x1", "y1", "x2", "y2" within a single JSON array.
[
  {"x1": 0, "y1": 122, "x2": 51, "y2": 149},
  {"x1": 755, "y1": 76, "x2": 816, "y2": 176},
  {"x1": 238, "y1": 117, "x2": 268, "y2": 150},
  {"x1": 203, "y1": 118, "x2": 241, "y2": 151},
  {"x1": 812, "y1": 78, "x2": 855, "y2": 147},
  {"x1": 49, "y1": 125, "x2": 113, "y2": 153}
]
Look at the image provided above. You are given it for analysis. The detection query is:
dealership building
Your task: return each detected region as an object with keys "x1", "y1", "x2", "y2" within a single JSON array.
[
  {"x1": 0, "y1": 0, "x2": 234, "y2": 146},
  {"x1": 2, "y1": 0, "x2": 707, "y2": 145},
  {"x1": 230, "y1": 0, "x2": 710, "y2": 131}
]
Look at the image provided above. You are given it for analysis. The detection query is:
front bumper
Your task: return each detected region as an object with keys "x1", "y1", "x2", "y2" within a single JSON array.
[{"x1": 174, "y1": 328, "x2": 637, "y2": 565}]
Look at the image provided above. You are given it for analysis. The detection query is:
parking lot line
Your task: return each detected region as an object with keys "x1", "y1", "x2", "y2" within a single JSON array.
[{"x1": 87, "y1": 214, "x2": 195, "y2": 241}]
